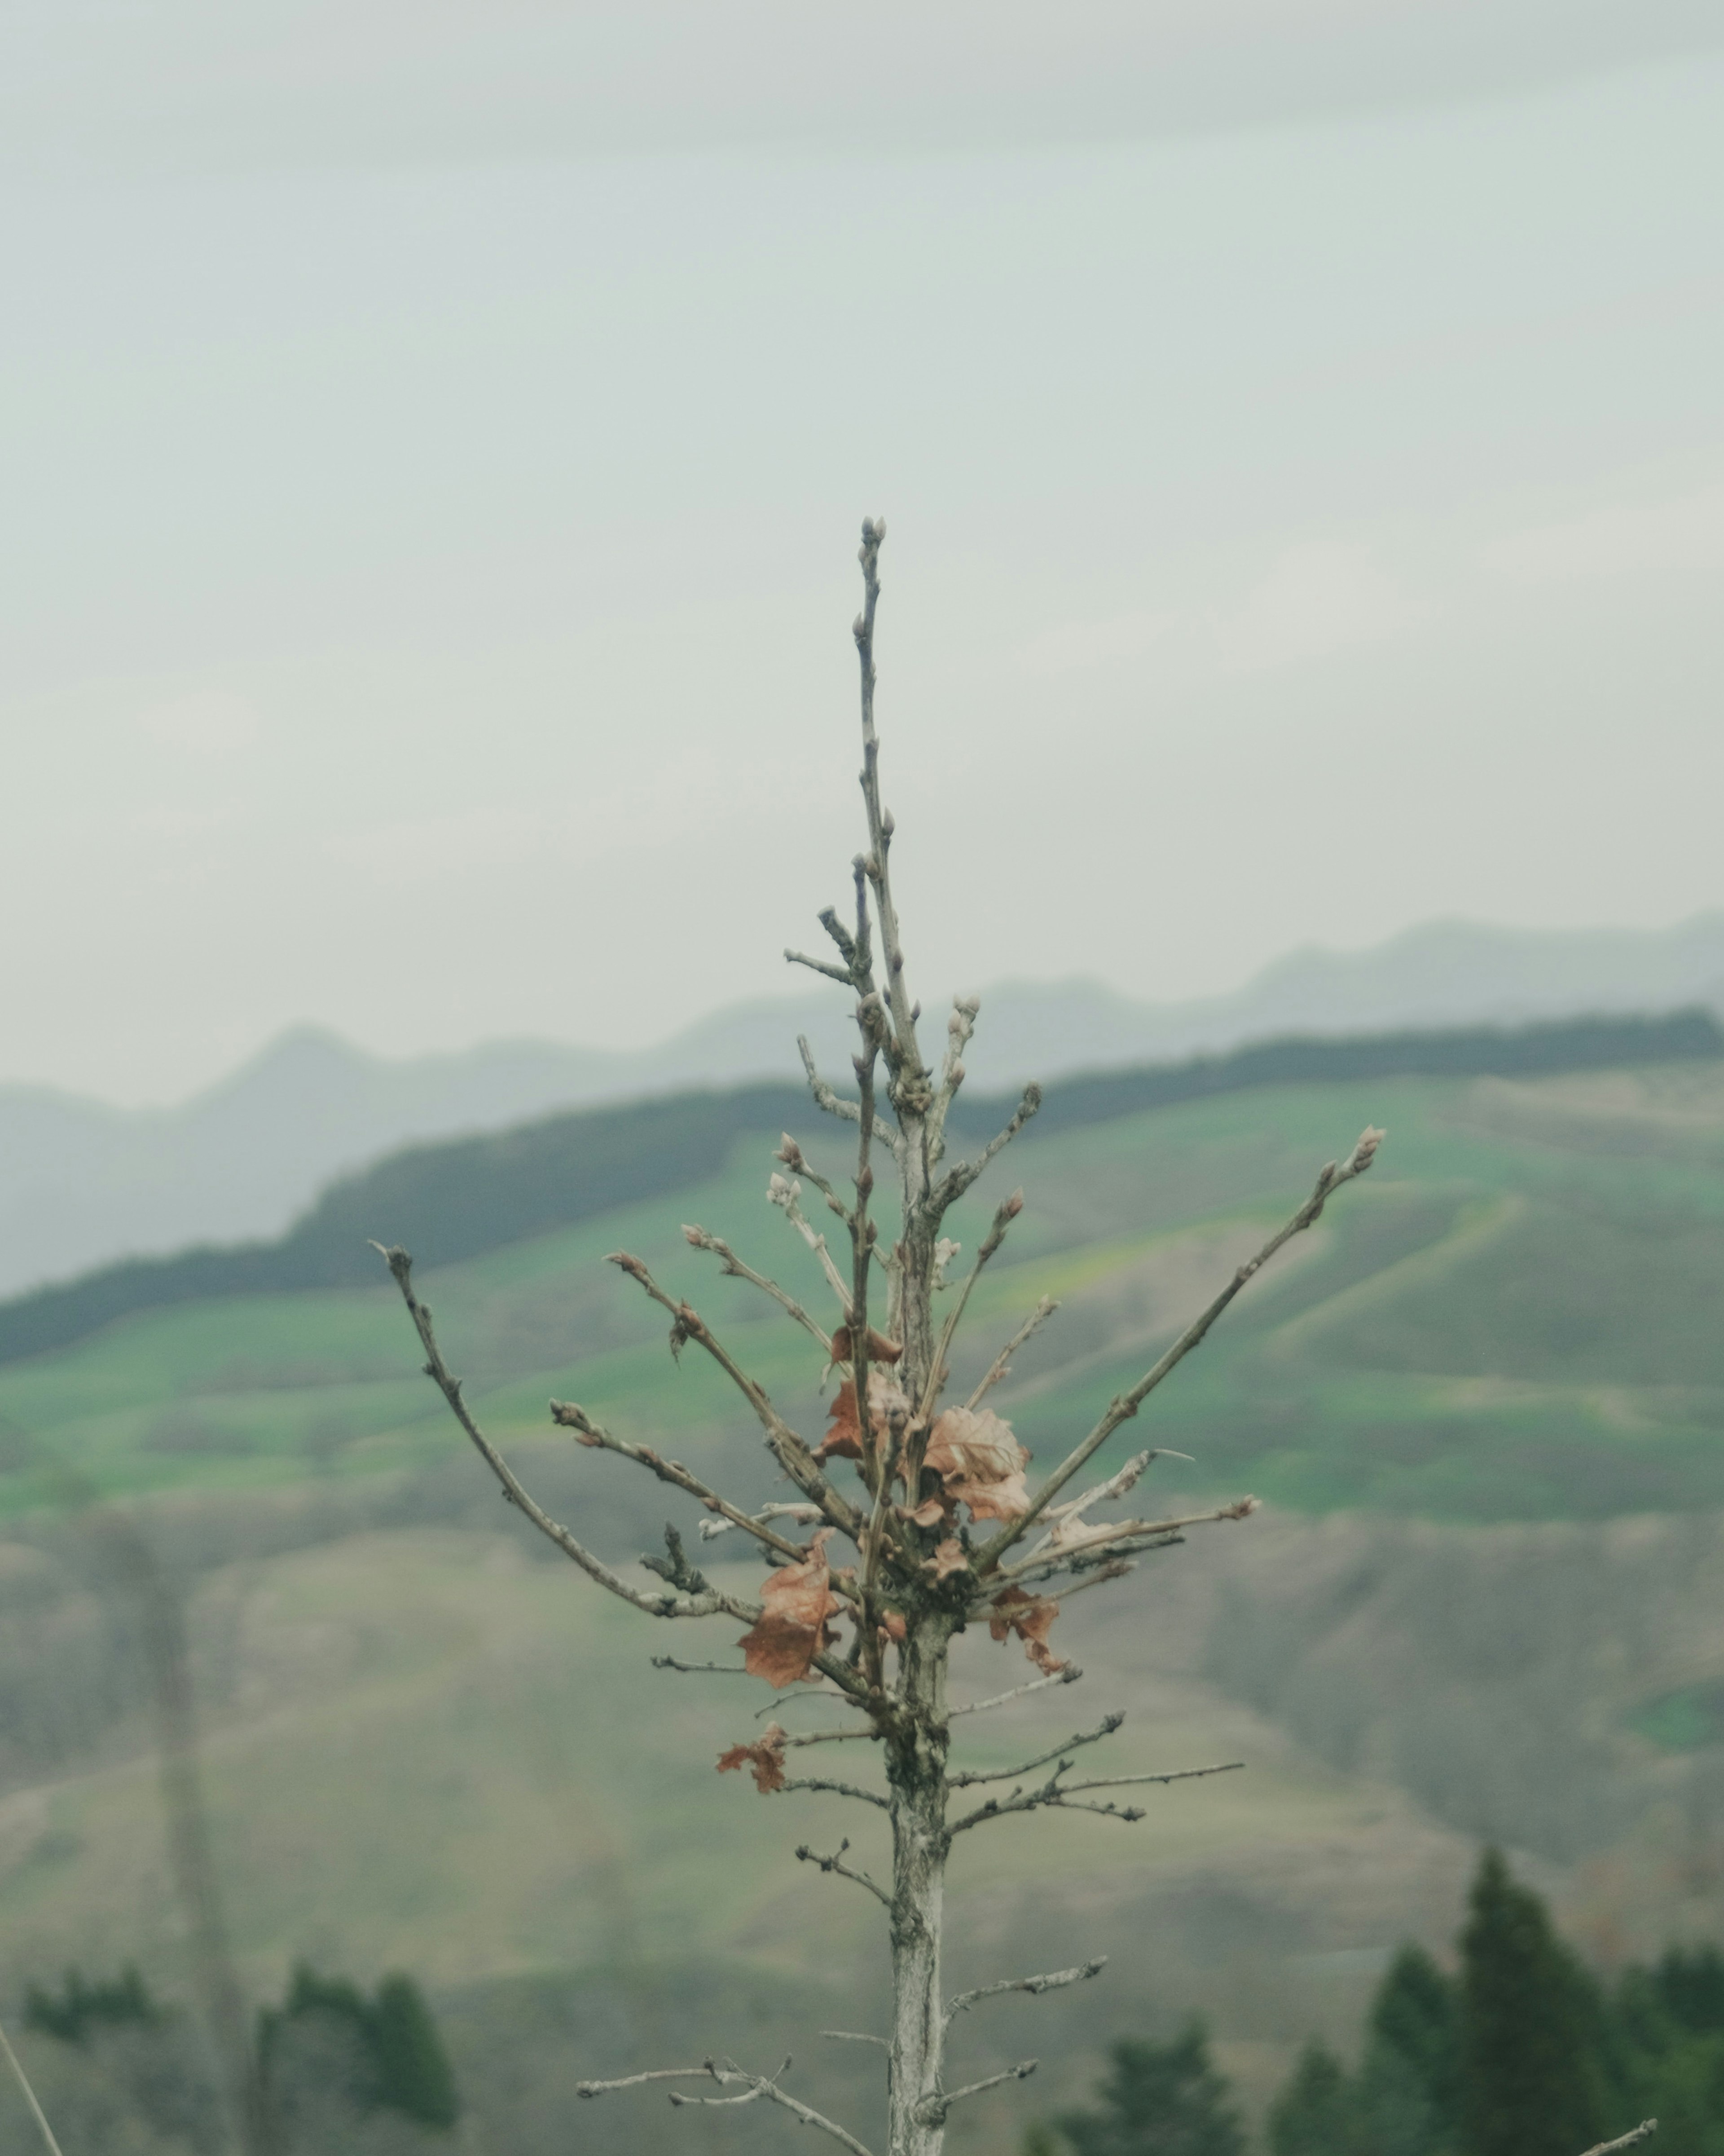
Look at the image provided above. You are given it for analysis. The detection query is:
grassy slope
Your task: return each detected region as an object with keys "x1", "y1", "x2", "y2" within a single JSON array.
[
  {"x1": 0, "y1": 1517, "x2": 1477, "y2": 2153},
  {"x1": 3, "y1": 1059, "x2": 1721, "y2": 1523},
  {"x1": 4, "y1": 1062, "x2": 1724, "y2": 2143}
]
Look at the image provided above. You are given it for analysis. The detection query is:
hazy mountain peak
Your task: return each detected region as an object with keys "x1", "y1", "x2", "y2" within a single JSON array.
[{"x1": 3, "y1": 913, "x2": 1722, "y2": 1302}]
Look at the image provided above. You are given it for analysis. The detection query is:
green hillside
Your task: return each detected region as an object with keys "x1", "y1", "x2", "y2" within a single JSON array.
[
  {"x1": 5, "y1": 1054, "x2": 1724, "y2": 2152},
  {"x1": 2, "y1": 1055, "x2": 1721, "y2": 1527},
  {"x1": 3, "y1": 1007, "x2": 1713, "y2": 1369}
]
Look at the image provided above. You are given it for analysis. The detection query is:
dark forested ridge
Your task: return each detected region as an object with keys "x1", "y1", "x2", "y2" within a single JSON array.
[{"x1": 1, "y1": 1006, "x2": 1716, "y2": 1369}]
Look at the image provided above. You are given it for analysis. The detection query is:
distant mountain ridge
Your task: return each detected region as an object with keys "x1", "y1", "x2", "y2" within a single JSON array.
[
  {"x1": 1, "y1": 1007, "x2": 1718, "y2": 1371},
  {"x1": 2, "y1": 912, "x2": 1721, "y2": 1301}
]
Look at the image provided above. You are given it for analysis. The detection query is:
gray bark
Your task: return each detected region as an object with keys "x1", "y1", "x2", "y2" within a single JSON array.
[{"x1": 885, "y1": 1614, "x2": 952, "y2": 2156}]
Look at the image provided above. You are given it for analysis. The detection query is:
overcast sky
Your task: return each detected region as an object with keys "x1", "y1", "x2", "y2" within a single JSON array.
[{"x1": 3, "y1": 2, "x2": 1721, "y2": 1104}]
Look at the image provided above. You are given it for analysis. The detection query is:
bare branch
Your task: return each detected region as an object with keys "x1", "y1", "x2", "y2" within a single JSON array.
[
  {"x1": 786, "y1": 948, "x2": 855, "y2": 986},
  {"x1": 966, "y1": 1298, "x2": 1059, "y2": 1412},
  {"x1": 1038, "y1": 1798, "x2": 1150, "y2": 1823},
  {"x1": 673, "y1": 2064, "x2": 878, "y2": 2156},
  {"x1": 1581, "y1": 2126, "x2": 1658, "y2": 2156},
  {"x1": 818, "y1": 904, "x2": 859, "y2": 969},
  {"x1": 932, "y1": 1083, "x2": 1042, "y2": 1214},
  {"x1": 1010, "y1": 1556, "x2": 1140, "y2": 1602},
  {"x1": 919, "y1": 1187, "x2": 1026, "y2": 1417},
  {"x1": 605, "y1": 1249, "x2": 863, "y2": 1538},
  {"x1": 946, "y1": 1959, "x2": 1107, "y2": 2028},
  {"x1": 796, "y1": 1839, "x2": 891, "y2": 1906},
  {"x1": 798, "y1": 1034, "x2": 862, "y2": 1124},
  {"x1": 780, "y1": 1775, "x2": 889, "y2": 1810},
  {"x1": 987, "y1": 1502, "x2": 1258, "y2": 1592},
  {"x1": 698, "y1": 1500, "x2": 826, "y2": 1543},
  {"x1": 680, "y1": 1223, "x2": 833, "y2": 1354},
  {"x1": 775, "y1": 1132, "x2": 864, "y2": 1226},
  {"x1": 852, "y1": 1028, "x2": 893, "y2": 1698},
  {"x1": 915, "y1": 2062, "x2": 1038, "y2": 2125},
  {"x1": 1059, "y1": 1764, "x2": 1244, "y2": 1795},
  {"x1": 374, "y1": 1246, "x2": 754, "y2": 1624},
  {"x1": 651, "y1": 1656, "x2": 752, "y2": 1676},
  {"x1": 851, "y1": 516, "x2": 924, "y2": 1080},
  {"x1": 581, "y1": 2054, "x2": 876, "y2": 2156},
  {"x1": 783, "y1": 1724, "x2": 879, "y2": 1748},
  {"x1": 549, "y1": 1400, "x2": 828, "y2": 1570},
  {"x1": 923, "y1": 993, "x2": 981, "y2": 1172},
  {"x1": 948, "y1": 1758, "x2": 1243, "y2": 1837},
  {"x1": 949, "y1": 1714, "x2": 1124, "y2": 1788},
  {"x1": 766, "y1": 1174, "x2": 855, "y2": 1311},
  {"x1": 756, "y1": 1686, "x2": 868, "y2": 1719},
  {"x1": 822, "y1": 2031, "x2": 889, "y2": 2049},
  {"x1": 937, "y1": 995, "x2": 979, "y2": 1112},
  {"x1": 949, "y1": 1668, "x2": 1084, "y2": 1721},
  {"x1": 578, "y1": 2066, "x2": 718, "y2": 2097},
  {"x1": 1026, "y1": 1449, "x2": 1186, "y2": 1558},
  {"x1": 975, "y1": 1126, "x2": 1384, "y2": 1573}
]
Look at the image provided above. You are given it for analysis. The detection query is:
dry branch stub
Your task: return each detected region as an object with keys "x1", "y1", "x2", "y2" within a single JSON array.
[{"x1": 375, "y1": 517, "x2": 1386, "y2": 2156}]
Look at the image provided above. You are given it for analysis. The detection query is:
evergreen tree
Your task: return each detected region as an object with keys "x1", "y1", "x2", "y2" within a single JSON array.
[
  {"x1": 1358, "y1": 1944, "x2": 1461, "y2": 2156},
  {"x1": 1370, "y1": 1947, "x2": 1460, "y2": 2120},
  {"x1": 371, "y1": 1973, "x2": 460, "y2": 2129},
  {"x1": 1268, "y1": 2040, "x2": 1359, "y2": 2156},
  {"x1": 1459, "y1": 1848, "x2": 1607, "y2": 2156},
  {"x1": 1633, "y1": 2033, "x2": 1724, "y2": 2156},
  {"x1": 24, "y1": 1964, "x2": 159, "y2": 2044},
  {"x1": 1057, "y1": 2024, "x2": 1245, "y2": 2156},
  {"x1": 1604, "y1": 1956, "x2": 1724, "y2": 2156},
  {"x1": 259, "y1": 1963, "x2": 459, "y2": 2133},
  {"x1": 1656, "y1": 1949, "x2": 1724, "y2": 2039}
]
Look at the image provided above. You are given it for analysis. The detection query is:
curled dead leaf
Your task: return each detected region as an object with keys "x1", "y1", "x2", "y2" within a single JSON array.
[
  {"x1": 923, "y1": 1537, "x2": 970, "y2": 1582},
  {"x1": 925, "y1": 1405, "x2": 1031, "y2": 1522},
  {"x1": 814, "y1": 1371, "x2": 912, "y2": 1463},
  {"x1": 829, "y1": 1323, "x2": 904, "y2": 1365},
  {"x1": 717, "y1": 1723, "x2": 787, "y2": 1794},
  {"x1": 738, "y1": 1529, "x2": 841, "y2": 1688},
  {"x1": 988, "y1": 1585, "x2": 1065, "y2": 1674}
]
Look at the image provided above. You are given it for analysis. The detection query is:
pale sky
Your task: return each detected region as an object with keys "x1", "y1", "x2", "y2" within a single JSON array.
[{"x1": 3, "y1": 3, "x2": 1722, "y2": 1104}]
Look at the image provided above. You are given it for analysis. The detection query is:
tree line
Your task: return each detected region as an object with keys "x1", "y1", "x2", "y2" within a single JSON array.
[
  {"x1": 1029, "y1": 1850, "x2": 1718, "y2": 2155},
  {"x1": 2, "y1": 1004, "x2": 1713, "y2": 1368}
]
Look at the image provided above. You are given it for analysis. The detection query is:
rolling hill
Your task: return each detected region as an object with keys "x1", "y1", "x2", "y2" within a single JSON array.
[
  {"x1": 2, "y1": 1030, "x2": 1722, "y2": 1527},
  {"x1": 1, "y1": 1006, "x2": 1714, "y2": 1376},
  {"x1": 3, "y1": 1042, "x2": 1724, "y2": 2151},
  {"x1": 5, "y1": 910, "x2": 1722, "y2": 1300}
]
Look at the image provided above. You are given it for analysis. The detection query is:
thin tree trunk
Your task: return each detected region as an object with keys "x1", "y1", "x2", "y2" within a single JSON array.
[{"x1": 886, "y1": 1615, "x2": 951, "y2": 2156}]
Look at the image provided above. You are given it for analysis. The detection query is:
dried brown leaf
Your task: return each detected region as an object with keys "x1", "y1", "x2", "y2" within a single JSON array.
[
  {"x1": 830, "y1": 1324, "x2": 903, "y2": 1365},
  {"x1": 814, "y1": 1371, "x2": 912, "y2": 1462},
  {"x1": 987, "y1": 1585, "x2": 1066, "y2": 1674},
  {"x1": 738, "y1": 1528, "x2": 841, "y2": 1688},
  {"x1": 900, "y1": 1495, "x2": 950, "y2": 1529},
  {"x1": 926, "y1": 1405, "x2": 1031, "y2": 1522},
  {"x1": 717, "y1": 1723, "x2": 787, "y2": 1794},
  {"x1": 923, "y1": 1537, "x2": 970, "y2": 1582},
  {"x1": 737, "y1": 1612, "x2": 830, "y2": 1689}
]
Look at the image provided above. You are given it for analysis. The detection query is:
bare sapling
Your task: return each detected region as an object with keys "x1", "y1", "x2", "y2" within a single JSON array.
[{"x1": 375, "y1": 520, "x2": 1386, "y2": 2156}]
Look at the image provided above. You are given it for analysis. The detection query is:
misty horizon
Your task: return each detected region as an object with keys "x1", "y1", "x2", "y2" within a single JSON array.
[{"x1": 3, "y1": 16, "x2": 1720, "y2": 1105}]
